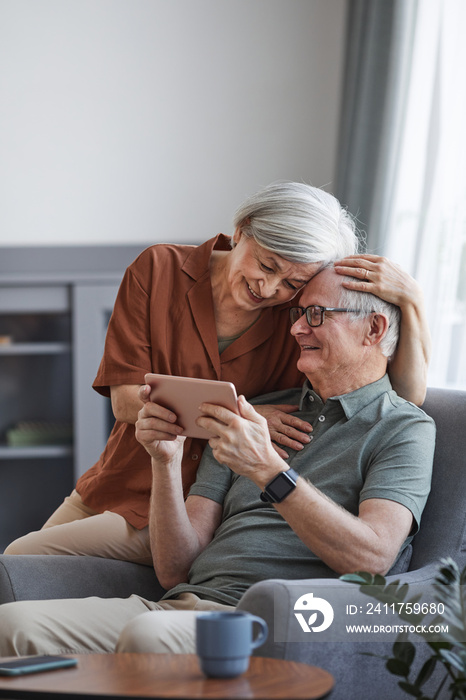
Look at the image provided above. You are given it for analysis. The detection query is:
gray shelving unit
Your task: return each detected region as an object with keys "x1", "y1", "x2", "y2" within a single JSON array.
[{"x1": 0, "y1": 244, "x2": 147, "y2": 551}]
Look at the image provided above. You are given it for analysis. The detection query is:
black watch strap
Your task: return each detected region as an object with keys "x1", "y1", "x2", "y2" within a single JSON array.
[{"x1": 260, "y1": 468, "x2": 299, "y2": 504}]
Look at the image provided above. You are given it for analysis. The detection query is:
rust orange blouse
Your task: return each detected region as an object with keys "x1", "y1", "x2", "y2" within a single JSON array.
[{"x1": 76, "y1": 234, "x2": 304, "y2": 528}]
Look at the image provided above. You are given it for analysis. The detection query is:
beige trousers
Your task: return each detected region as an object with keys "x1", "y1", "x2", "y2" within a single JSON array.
[
  {"x1": 0, "y1": 593, "x2": 235, "y2": 657},
  {"x1": 4, "y1": 490, "x2": 152, "y2": 565}
]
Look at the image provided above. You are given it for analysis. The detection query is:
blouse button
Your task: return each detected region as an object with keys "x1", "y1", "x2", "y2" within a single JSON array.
[
  {"x1": 318, "y1": 415, "x2": 325, "y2": 422},
  {"x1": 192, "y1": 453, "x2": 199, "y2": 460}
]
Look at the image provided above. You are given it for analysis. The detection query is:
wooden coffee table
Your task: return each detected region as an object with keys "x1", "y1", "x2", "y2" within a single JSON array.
[{"x1": 0, "y1": 653, "x2": 334, "y2": 699}]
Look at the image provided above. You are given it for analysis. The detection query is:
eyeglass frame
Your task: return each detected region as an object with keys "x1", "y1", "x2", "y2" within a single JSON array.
[{"x1": 289, "y1": 305, "x2": 363, "y2": 327}]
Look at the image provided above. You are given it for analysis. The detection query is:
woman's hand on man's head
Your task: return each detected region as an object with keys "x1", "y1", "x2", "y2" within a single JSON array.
[{"x1": 334, "y1": 254, "x2": 422, "y2": 308}]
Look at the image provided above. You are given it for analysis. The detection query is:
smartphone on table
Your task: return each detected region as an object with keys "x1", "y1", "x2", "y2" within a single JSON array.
[
  {"x1": 0, "y1": 655, "x2": 78, "y2": 676},
  {"x1": 145, "y1": 374, "x2": 238, "y2": 439}
]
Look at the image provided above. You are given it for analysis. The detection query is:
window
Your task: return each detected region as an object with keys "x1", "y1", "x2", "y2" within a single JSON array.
[{"x1": 383, "y1": 0, "x2": 466, "y2": 389}]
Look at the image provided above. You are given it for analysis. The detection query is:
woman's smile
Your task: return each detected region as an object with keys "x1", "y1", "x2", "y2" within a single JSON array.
[{"x1": 245, "y1": 281, "x2": 265, "y2": 304}]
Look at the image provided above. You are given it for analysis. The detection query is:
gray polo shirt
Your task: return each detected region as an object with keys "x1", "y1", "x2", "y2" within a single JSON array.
[{"x1": 164, "y1": 375, "x2": 435, "y2": 606}]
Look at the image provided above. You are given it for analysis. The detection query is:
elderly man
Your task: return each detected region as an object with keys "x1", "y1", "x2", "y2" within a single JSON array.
[{"x1": 0, "y1": 266, "x2": 435, "y2": 656}]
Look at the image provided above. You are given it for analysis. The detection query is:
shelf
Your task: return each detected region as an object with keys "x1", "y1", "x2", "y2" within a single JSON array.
[
  {"x1": 0, "y1": 251, "x2": 134, "y2": 547},
  {"x1": 0, "y1": 342, "x2": 71, "y2": 355},
  {"x1": 0, "y1": 445, "x2": 73, "y2": 459}
]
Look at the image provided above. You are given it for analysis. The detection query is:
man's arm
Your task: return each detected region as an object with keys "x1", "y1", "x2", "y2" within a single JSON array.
[
  {"x1": 135, "y1": 396, "x2": 222, "y2": 590},
  {"x1": 273, "y1": 486, "x2": 412, "y2": 575},
  {"x1": 199, "y1": 396, "x2": 413, "y2": 576}
]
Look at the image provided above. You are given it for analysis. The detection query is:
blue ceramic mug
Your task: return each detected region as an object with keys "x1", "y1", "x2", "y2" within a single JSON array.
[{"x1": 196, "y1": 610, "x2": 268, "y2": 678}]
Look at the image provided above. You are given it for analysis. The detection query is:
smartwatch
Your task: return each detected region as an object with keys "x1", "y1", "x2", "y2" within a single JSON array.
[{"x1": 260, "y1": 468, "x2": 299, "y2": 504}]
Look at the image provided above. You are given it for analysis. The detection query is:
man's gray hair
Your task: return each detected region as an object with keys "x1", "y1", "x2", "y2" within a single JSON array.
[
  {"x1": 233, "y1": 182, "x2": 360, "y2": 264},
  {"x1": 338, "y1": 280, "x2": 401, "y2": 358}
]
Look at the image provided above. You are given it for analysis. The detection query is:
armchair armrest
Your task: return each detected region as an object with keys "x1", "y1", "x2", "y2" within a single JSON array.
[
  {"x1": 0, "y1": 554, "x2": 165, "y2": 605},
  {"x1": 236, "y1": 565, "x2": 445, "y2": 700}
]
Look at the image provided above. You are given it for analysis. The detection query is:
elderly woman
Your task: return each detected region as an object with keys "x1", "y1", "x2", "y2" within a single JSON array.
[{"x1": 5, "y1": 182, "x2": 430, "y2": 563}]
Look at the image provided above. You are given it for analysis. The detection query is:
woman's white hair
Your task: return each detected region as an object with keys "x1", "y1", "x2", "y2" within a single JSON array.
[
  {"x1": 233, "y1": 181, "x2": 361, "y2": 264},
  {"x1": 338, "y1": 279, "x2": 401, "y2": 358}
]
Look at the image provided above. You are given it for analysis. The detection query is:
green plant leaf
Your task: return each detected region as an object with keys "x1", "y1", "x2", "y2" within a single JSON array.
[
  {"x1": 439, "y1": 648, "x2": 466, "y2": 673},
  {"x1": 398, "y1": 680, "x2": 423, "y2": 697},
  {"x1": 340, "y1": 571, "x2": 375, "y2": 585},
  {"x1": 449, "y1": 675, "x2": 466, "y2": 700},
  {"x1": 407, "y1": 592, "x2": 423, "y2": 605},
  {"x1": 415, "y1": 657, "x2": 437, "y2": 688},
  {"x1": 386, "y1": 658, "x2": 411, "y2": 677},
  {"x1": 393, "y1": 641, "x2": 415, "y2": 666},
  {"x1": 397, "y1": 582, "x2": 410, "y2": 600},
  {"x1": 432, "y1": 628, "x2": 466, "y2": 649},
  {"x1": 436, "y1": 558, "x2": 460, "y2": 586},
  {"x1": 361, "y1": 652, "x2": 390, "y2": 660},
  {"x1": 427, "y1": 640, "x2": 452, "y2": 652},
  {"x1": 341, "y1": 559, "x2": 466, "y2": 699}
]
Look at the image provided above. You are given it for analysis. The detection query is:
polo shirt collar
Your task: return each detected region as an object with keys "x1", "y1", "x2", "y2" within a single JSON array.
[{"x1": 299, "y1": 374, "x2": 393, "y2": 418}]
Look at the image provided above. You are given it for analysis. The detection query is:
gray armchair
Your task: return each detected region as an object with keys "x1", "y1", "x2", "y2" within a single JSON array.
[{"x1": 1, "y1": 387, "x2": 465, "y2": 700}]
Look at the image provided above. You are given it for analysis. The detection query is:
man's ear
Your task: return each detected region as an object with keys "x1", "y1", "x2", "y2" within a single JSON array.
[{"x1": 363, "y1": 313, "x2": 389, "y2": 347}]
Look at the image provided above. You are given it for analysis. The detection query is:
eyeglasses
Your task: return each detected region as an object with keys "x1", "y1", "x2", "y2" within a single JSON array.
[{"x1": 289, "y1": 305, "x2": 361, "y2": 327}]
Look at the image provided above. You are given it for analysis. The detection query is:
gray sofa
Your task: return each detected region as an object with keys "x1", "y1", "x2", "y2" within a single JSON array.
[{"x1": 1, "y1": 387, "x2": 465, "y2": 699}]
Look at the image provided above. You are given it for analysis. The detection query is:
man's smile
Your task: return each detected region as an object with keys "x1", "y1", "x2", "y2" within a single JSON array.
[{"x1": 300, "y1": 344, "x2": 320, "y2": 351}]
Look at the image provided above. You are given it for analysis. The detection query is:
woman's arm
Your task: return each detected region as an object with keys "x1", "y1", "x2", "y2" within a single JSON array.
[
  {"x1": 334, "y1": 255, "x2": 431, "y2": 405},
  {"x1": 253, "y1": 404, "x2": 313, "y2": 457},
  {"x1": 110, "y1": 384, "x2": 151, "y2": 424}
]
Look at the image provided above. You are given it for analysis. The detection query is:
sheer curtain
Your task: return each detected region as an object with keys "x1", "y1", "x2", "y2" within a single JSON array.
[
  {"x1": 337, "y1": 0, "x2": 466, "y2": 390},
  {"x1": 383, "y1": 0, "x2": 466, "y2": 389}
]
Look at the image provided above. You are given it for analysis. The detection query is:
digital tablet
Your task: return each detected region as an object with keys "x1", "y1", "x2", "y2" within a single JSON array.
[{"x1": 145, "y1": 374, "x2": 238, "y2": 439}]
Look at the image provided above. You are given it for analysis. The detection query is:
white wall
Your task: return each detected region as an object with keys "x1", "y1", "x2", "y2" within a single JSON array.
[{"x1": 0, "y1": 0, "x2": 348, "y2": 246}]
